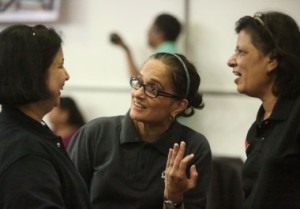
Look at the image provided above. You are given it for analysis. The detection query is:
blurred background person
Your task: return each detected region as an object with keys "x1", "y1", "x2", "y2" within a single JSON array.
[
  {"x1": 110, "y1": 13, "x2": 182, "y2": 77},
  {"x1": 48, "y1": 96, "x2": 86, "y2": 148},
  {"x1": 0, "y1": 24, "x2": 92, "y2": 209},
  {"x1": 68, "y1": 52, "x2": 212, "y2": 209},
  {"x1": 227, "y1": 11, "x2": 300, "y2": 209}
]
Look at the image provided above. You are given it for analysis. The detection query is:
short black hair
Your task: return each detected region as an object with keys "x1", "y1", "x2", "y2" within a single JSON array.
[
  {"x1": 154, "y1": 13, "x2": 181, "y2": 41},
  {"x1": 0, "y1": 24, "x2": 62, "y2": 105}
]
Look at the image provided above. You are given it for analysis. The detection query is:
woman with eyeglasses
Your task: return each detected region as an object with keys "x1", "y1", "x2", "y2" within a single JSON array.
[
  {"x1": 68, "y1": 52, "x2": 212, "y2": 209},
  {"x1": 227, "y1": 11, "x2": 300, "y2": 209}
]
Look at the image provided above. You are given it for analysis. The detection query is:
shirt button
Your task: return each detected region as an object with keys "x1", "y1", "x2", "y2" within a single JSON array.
[
  {"x1": 57, "y1": 142, "x2": 61, "y2": 148},
  {"x1": 261, "y1": 137, "x2": 265, "y2": 141}
]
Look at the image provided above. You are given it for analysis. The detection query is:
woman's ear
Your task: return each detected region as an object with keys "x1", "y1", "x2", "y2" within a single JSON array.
[
  {"x1": 172, "y1": 99, "x2": 189, "y2": 117},
  {"x1": 267, "y1": 56, "x2": 278, "y2": 73}
]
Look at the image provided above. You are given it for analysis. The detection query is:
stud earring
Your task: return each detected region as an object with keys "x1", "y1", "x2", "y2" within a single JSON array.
[{"x1": 169, "y1": 115, "x2": 175, "y2": 122}]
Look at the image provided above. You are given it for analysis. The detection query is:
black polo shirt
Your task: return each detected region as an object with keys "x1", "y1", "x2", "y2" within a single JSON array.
[
  {"x1": 242, "y1": 97, "x2": 300, "y2": 209},
  {"x1": 0, "y1": 106, "x2": 92, "y2": 209},
  {"x1": 68, "y1": 111, "x2": 212, "y2": 209}
]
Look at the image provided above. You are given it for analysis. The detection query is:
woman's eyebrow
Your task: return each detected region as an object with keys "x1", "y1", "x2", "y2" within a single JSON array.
[
  {"x1": 137, "y1": 74, "x2": 164, "y2": 89},
  {"x1": 148, "y1": 78, "x2": 164, "y2": 89}
]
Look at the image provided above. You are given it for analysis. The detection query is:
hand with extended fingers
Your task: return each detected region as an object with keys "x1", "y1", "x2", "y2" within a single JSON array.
[{"x1": 164, "y1": 141, "x2": 198, "y2": 205}]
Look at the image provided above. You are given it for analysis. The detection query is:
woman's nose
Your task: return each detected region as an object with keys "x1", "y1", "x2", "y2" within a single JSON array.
[
  {"x1": 227, "y1": 54, "x2": 237, "y2": 68},
  {"x1": 133, "y1": 85, "x2": 145, "y2": 97},
  {"x1": 65, "y1": 69, "x2": 70, "y2": 81}
]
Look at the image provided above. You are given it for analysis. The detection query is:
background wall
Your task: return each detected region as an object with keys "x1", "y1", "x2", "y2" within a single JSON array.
[{"x1": 1, "y1": 0, "x2": 299, "y2": 159}]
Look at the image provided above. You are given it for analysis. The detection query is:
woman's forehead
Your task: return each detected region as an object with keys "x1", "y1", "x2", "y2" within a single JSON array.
[
  {"x1": 139, "y1": 59, "x2": 175, "y2": 89},
  {"x1": 140, "y1": 59, "x2": 169, "y2": 75}
]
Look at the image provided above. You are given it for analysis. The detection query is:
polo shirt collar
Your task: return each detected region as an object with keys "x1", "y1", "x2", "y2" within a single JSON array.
[
  {"x1": 256, "y1": 97, "x2": 294, "y2": 122},
  {"x1": 1, "y1": 106, "x2": 57, "y2": 140},
  {"x1": 153, "y1": 122, "x2": 184, "y2": 155},
  {"x1": 120, "y1": 111, "x2": 183, "y2": 155}
]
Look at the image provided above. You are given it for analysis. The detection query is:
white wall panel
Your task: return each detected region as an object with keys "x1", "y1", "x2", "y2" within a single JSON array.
[
  {"x1": 2, "y1": 0, "x2": 299, "y2": 158},
  {"x1": 189, "y1": 0, "x2": 300, "y2": 91}
]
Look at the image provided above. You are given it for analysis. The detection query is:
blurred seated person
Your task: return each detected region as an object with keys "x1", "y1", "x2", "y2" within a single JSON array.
[
  {"x1": 48, "y1": 96, "x2": 85, "y2": 148},
  {"x1": 110, "y1": 13, "x2": 181, "y2": 77}
]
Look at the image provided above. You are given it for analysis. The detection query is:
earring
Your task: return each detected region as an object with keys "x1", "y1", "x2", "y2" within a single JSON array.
[{"x1": 169, "y1": 115, "x2": 175, "y2": 122}]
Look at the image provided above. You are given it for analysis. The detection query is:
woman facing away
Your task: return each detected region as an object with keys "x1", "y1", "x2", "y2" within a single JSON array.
[
  {"x1": 68, "y1": 52, "x2": 212, "y2": 209},
  {"x1": 0, "y1": 24, "x2": 92, "y2": 209},
  {"x1": 227, "y1": 11, "x2": 300, "y2": 209}
]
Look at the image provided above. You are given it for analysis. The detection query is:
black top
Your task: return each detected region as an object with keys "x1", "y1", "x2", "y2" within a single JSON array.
[
  {"x1": 0, "y1": 106, "x2": 92, "y2": 209},
  {"x1": 242, "y1": 97, "x2": 300, "y2": 209},
  {"x1": 68, "y1": 111, "x2": 212, "y2": 209}
]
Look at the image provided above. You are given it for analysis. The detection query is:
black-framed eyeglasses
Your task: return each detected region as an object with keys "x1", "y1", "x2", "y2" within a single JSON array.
[{"x1": 130, "y1": 77, "x2": 181, "y2": 99}]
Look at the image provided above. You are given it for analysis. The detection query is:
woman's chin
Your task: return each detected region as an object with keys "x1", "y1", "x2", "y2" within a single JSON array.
[
  {"x1": 52, "y1": 96, "x2": 61, "y2": 107},
  {"x1": 236, "y1": 85, "x2": 245, "y2": 94},
  {"x1": 130, "y1": 110, "x2": 144, "y2": 121}
]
